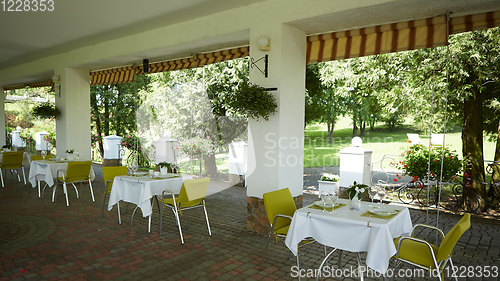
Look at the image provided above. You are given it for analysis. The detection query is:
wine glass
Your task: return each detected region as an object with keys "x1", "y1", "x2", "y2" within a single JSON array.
[
  {"x1": 368, "y1": 185, "x2": 378, "y2": 206},
  {"x1": 329, "y1": 189, "x2": 339, "y2": 213},
  {"x1": 378, "y1": 186, "x2": 386, "y2": 206},
  {"x1": 75, "y1": 152, "x2": 80, "y2": 160},
  {"x1": 41, "y1": 150, "x2": 47, "y2": 160},
  {"x1": 320, "y1": 191, "x2": 328, "y2": 212}
]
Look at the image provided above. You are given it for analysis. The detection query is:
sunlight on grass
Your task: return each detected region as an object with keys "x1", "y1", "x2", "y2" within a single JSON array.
[{"x1": 304, "y1": 117, "x2": 496, "y2": 168}]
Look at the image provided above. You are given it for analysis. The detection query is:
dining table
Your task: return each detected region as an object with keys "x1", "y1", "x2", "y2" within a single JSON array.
[
  {"x1": 28, "y1": 159, "x2": 96, "y2": 197},
  {"x1": 284, "y1": 198, "x2": 413, "y2": 277},
  {"x1": 107, "y1": 173, "x2": 193, "y2": 233}
]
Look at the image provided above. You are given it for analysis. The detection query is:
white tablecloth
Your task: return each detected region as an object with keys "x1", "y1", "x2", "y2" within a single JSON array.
[
  {"x1": 107, "y1": 174, "x2": 193, "y2": 218},
  {"x1": 28, "y1": 160, "x2": 96, "y2": 187},
  {"x1": 285, "y1": 199, "x2": 413, "y2": 274}
]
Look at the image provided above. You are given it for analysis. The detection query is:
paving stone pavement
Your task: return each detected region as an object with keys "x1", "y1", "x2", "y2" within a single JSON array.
[{"x1": 0, "y1": 164, "x2": 499, "y2": 280}]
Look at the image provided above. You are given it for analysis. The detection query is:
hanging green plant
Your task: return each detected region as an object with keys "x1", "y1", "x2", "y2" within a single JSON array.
[
  {"x1": 232, "y1": 82, "x2": 277, "y2": 121},
  {"x1": 32, "y1": 103, "x2": 61, "y2": 119}
]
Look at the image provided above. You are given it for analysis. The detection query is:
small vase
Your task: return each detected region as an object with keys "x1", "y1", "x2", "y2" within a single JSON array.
[
  {"x1": 160, "y1": 167, "x2": 168, "y2": 176},
  {"x1": 67, "y1": 154, "x2": 74, "y2": 161},
  {"x1": 350, "y1": 194, "x2": 361, "y2": 211}
]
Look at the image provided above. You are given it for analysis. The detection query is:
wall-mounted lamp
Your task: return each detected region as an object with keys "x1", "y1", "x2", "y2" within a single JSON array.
[
  {"x1": 143, "y1": 59, "x2": 149, "y2": 74},
  {"x1": 52, "y1": 75, "x2": 61, "y2": 98},
  {"x1": 250, "y1": 36, "x2": 270, "y2": 78},
  {"x1": 257, "y1": 36, "x2": 270, "y2": 51}
]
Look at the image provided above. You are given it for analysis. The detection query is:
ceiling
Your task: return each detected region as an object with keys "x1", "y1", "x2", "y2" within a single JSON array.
[{"x1": 1, "y1": 0, "x2": 500, "y2": 88}]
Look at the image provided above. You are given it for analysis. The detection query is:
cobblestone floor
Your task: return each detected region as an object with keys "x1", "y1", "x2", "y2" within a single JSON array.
[{"x1": 0, "y1": 165, "x2": 498, "y2": 280}]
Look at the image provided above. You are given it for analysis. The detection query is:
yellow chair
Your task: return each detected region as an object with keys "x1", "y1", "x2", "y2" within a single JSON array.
[
  {"x1": 46, "y1": 161, "x2": 94, "y2": 207},
  {"x1": 393, "y1": 213, "x2": 471, "y2": 281},
  {"x1": 161, "y1": 177, "x2": 211, "y2": 244},
  {"x1": 101, "y1": 166, "x2": 128, "y2": 224},
  {"x1": 0, "y1": 151, "x2": 26, "y2": 187},
  {"x1": 259, "y1": 188, "x2": 322, "y2": 276}
]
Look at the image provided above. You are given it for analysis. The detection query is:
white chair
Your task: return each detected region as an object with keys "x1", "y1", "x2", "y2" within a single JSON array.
[
  {"x1": 431, "y1": 134, "x2": 444, "y2": 147},
  {"x1": 407, "y1": 133, "x2": 421, "y2": 145}
]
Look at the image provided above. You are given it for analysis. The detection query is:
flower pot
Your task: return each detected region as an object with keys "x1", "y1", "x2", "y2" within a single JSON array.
[
  {"x1": 160, "y1": 167, "x2": 168, "y2": 176},
  {"x1": 318, "y1": 180, "x2": 340, "y2": 198},
  {"x1": 350, "y1": 194, "x2": 361, "y2": 211},
  {"x1": 67, "y1": 154, "x2": 74, "y2": 161}
]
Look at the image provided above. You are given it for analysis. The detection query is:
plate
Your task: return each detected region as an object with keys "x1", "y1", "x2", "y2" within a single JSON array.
[
  {"x1": 132, "y1": 171, "x2": 148, "y2": 176},
  {"x1": 314, "y1": 200, "x2": 334, "y2": 208},
  {"x1": 369, "y1": 208, "x2": 398, "y2": 216}
]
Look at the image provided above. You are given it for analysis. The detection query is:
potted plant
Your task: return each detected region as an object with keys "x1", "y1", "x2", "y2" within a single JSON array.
[
  {"x1": 346, "y1": 181, "x2": 368, "y2": 210},
  {"x1": 66, "y1": 149, "x2": 75, "y2": 160},
  {"x1": 318, "y1": 173, "x2": 340, "y2": 198},
  {"x1": 395, "y1": 144, "x2": 463, "y2": 183},
  {"x1": 32, "y1": 103, "x2": 61, "y2": 119},
  {"x1": 157, "y1": 162, "x2": 171, "y2": 175}
]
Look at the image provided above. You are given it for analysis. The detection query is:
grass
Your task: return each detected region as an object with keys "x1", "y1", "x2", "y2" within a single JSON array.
[{"x1": 304, "y1": 117, "x2": 497, "y2": 168}]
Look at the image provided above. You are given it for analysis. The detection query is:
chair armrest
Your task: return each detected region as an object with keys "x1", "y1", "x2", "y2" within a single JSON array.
[
  {"x1": 271, "y1": 214, "x2": 293, "y2": 230},
  {"x1": 411, "y1": 223, "x2": 445, "y2": 239},
  {"x1": 56, "y1": 169, "x2": 66, "y2": 180}
]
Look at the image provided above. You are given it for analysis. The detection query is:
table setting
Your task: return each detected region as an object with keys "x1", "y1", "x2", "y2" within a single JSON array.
[{"x1": 285, "y1": 188, "x2": 413, "y2": 275}]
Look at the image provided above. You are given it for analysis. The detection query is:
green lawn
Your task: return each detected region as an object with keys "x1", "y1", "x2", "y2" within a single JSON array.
[{"x1": 304, "y1": 117, "x2": 497, "y2": 168}]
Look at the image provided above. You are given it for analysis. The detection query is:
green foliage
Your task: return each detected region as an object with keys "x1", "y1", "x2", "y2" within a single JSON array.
[
  {"x1": 44, "y1": 131, "x2": 56, "y2": 148},
  {"x1": 320, "y1": 173, "x2": 339, "y2": 182},
  {"x1": 121, "y1": 135, "x2": 141, "y2": 151},
  {"x1": 178, "y1": 136, "x2": 215, "y2": 159},
  {"x1": 230, "y1": 82, "x2": 277, "y2": 121},
  {"x1": 19, "y1": 129, "x2": 33, "y2": 141},
  {"x1": 346, "y1": 181, "x2": 368, "y2": 200},
  {"x1": 32, "y1": 102, "x2": 60, "y2": 119},
  {"x1": 395, "y1": 144, "x2": 463, "y2": 182}
]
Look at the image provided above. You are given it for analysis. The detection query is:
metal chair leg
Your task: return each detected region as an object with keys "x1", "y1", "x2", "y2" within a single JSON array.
[
  {"x1": 259, "y1": 230, "x2": 273, "y2": 270},
  {"x1": 88, "y1": 180, "x2": 95, "y2": 202},
  {"x1": 202, "y1": 202, "x2": 211, "y2": 236},
  {"x1": 63, "y1": 182, "x2": 70, "y2": 206}
]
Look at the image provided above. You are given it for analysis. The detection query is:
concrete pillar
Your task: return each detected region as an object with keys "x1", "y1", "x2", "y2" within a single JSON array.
[
  {"x1": 55, "y1": 67, "x2": 91, "y2": 160},
  {"x1": 246, "y1": 24, "x2": 306, "y2": 234},
  {"x1": 0, "y1": 87, "x2": 5, "y2": 146}
]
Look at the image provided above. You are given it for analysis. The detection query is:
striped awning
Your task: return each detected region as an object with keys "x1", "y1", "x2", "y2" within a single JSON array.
[
  {"x1": 4, "y1": 80, "x2": 54, "y2": 91},
  {"x1": 450, "y1": 10, "x2": 500, "y2": 35},
  {"x1": 90, "y1": 66, "x2": 136, "y2": 86},
  {"x1": 306, "y1": 15, "x2": 448, "y2": 64},
  {"x1": 136, "y1": 46, "x2": 249, "y2": 75},
  {"x1": 90, "y1": 46, "x2": 249, "y2": 85}
]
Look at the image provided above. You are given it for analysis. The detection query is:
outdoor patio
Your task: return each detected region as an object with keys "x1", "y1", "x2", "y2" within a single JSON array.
[{"x1": 1, "y1": 164, "x2": 499, "y2": 281}]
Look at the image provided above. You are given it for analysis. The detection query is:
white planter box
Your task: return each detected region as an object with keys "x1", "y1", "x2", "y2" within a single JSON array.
[{"x1": 318, "y1": 180, "x2": 340, "y2": 198}]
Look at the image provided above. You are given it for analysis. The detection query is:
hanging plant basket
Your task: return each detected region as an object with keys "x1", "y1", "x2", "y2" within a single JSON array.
[{"x1": 32, "y1": 103, "x2": 61, "y2": 119}]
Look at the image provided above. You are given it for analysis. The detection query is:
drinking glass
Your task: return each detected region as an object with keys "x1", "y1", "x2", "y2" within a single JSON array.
[
  {"x1": 41, "y1": 150, "x2": 47, "y2": 160},
  {"x1": 320, "y1": 191, "x2": 328, "y2": 212},
  {"x1": 329, "y1": 190, "x2": 339, "y2": 213},
  {"x1": 378, "y1": 186, "x2": 386, "y2": 206},
  {"x1": 75, "y1": 152, "x2": 80, "y2": 160},
  {"x1": 369, "y1": 186, "x2": 378, "y2": 205}
]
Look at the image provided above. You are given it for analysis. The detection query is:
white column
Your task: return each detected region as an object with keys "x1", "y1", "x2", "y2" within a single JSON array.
[
  {"x1": 0, "y1": 87, "x2": 5, "y2": 146},
  {"x1": 55, "y1": 67, "x2": 91, "y2": 159},
  {"x1": 247, "y1": 24, "x2": 306, "y2": 199}
]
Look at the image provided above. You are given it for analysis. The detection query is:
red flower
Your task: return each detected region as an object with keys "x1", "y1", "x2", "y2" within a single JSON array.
[
  {"x1": 412, "y1": 176, "x2": 418, "y2": 182},
  {"x1": 407, "y1": 151, "x2": 411, "y2": 154},
  {"x1": 419, "y1": 184, "x2": 423, "y2": 188},
  {"x1": 433, "y1": 159, "x2": 437, "y2": 162},
  {"x1": 393, "y1": 178, "x2": 397, "y2": 182},
  {"x1": 404, "y1": 164, "x2": 408, "y2": 168}
]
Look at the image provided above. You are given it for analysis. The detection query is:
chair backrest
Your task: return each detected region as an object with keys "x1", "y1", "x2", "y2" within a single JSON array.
[
  {"x1": 177, "y1": 177, "x2": 210, "y2": 203},
  {"x1": 436, "y1": 213, "x2": 471, "y2": 263},
  {"x1": 31, "y1": 155, "x2": 43, "y2": 161},
  {"x1": 263, "y1": 188, "x2": 297, "y2": 232},
  {"x1": 431, "y1": 134, "x2": 444, "y2": 146},
  {"x1": 1, "y1": 151, "x2": 24, "y2": 169},
  {"x1": 63, "y1": 161, "x2": 92, "y2": 183},
  {"x1": 102, "y1": 166, "x2": 128, "y2": 193},
  {"x1": 407, "y1": 133, "x2": 421, "y2": 145}
]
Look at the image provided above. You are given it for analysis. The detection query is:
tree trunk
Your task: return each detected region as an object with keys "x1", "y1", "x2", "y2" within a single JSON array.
[
  {"x1": 327, "y1": 113, "x2": 334, "y2": 144},
  {"x1": 204, "y1": 154, "x2": 217, "y2": 177},
  {"x1": 488, "y1": 118, "x2": 500, "y2": 206},
  {"x1": 360, "y1": 121, "x2": 366, "y2": 136},
  {"x1": 462, "y1": 90, "x2": 486, "y2": 211}
]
